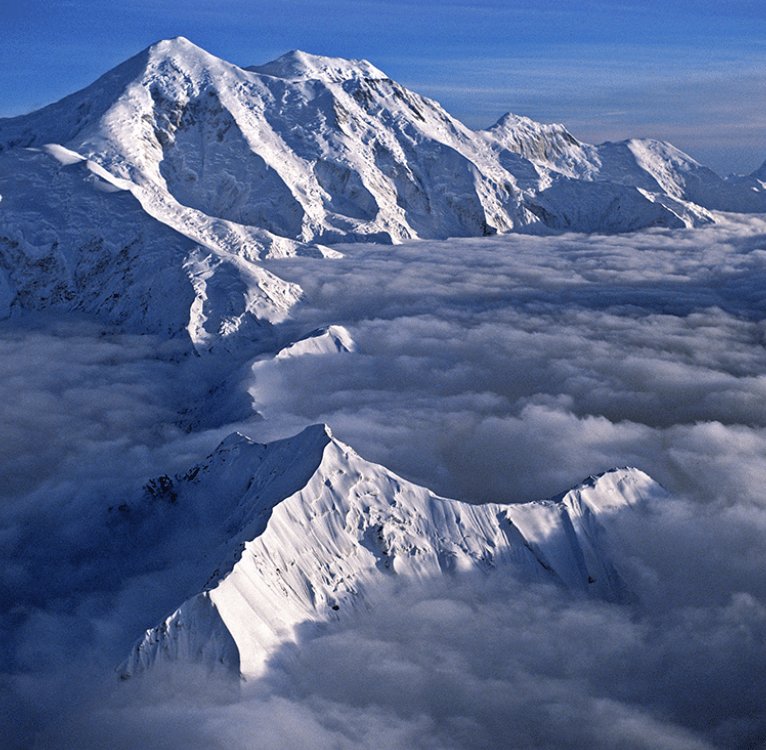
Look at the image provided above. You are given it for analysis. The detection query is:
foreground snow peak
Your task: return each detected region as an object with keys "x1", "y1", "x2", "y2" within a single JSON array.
[{"x1": 120, "y1": 425, "x2": 663, "y2": 679}]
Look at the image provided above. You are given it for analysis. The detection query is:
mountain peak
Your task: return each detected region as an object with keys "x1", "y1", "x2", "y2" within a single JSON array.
[
  {"x1": 209, "y1": 423, "x2": 333, "y2": 458},
  {"x1": 247, "y1": 49, "x2": 388, "y2": 82},
  {"x1": 752, "y1": 158, "x2": 766, "y2": 180},
  {"x1": 146, "y1": 35, "x2": 198, "y2": 53},
  {"x1": 143, "y1": 35, "x2": 227, "y2": 62},
  {"x1": 139, "y1": 35, "x2": 238, "y2": 79},
  {"x1": 485, "y1": 111, "x2": 582, "y2": 163},
  {"x1": 121, "y1": 424, "x2": 655, "y2": 679},
  {"x1": 556, "y1": 466, "x2": 662, "y2": 516}
]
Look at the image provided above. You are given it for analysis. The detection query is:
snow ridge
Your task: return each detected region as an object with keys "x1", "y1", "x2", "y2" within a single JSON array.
[
  {"x1": 2, "y1": 37, "x2": 765, "y2": 343},
  {"x1": 248, "y1": 49, "x2": 388, "y2": 82},
  {"x1": 120, "y1": 426, "x2": 663, "y2": 679}
]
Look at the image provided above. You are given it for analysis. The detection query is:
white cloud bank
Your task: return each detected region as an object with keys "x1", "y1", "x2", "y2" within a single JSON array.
[
  {"x1": 4, "y1": 215, "x2": 766, "y2": 748},
  {"x1": 251, "y1": 215, "x2": 766, "y2": 507}
]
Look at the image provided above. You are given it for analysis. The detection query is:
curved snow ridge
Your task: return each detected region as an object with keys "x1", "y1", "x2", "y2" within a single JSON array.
[
  {"x1": 120, "y1": 426, "x2": 664, "y2": 679},
  {"x1": 274, "y1": 325, "x2": 356, "y2": 359}
]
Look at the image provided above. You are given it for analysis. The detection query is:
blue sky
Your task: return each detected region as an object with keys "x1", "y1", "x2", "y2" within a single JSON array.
[{"x1": 1, "y1": 0, "x2": 764, "y2": 175}]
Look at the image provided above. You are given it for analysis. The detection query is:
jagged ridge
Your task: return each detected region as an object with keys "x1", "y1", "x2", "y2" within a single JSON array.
[
  {"x1": 120, "y1": 425, "x2": 666, "y2": 679},
  {"x1": 2, "y1": 37, "x2": 765, "y2": 345}
]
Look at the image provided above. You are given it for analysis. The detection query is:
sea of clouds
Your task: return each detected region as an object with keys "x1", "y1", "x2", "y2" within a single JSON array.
[
  {"x1": 3, "y1": 215, "x2": 766, "y2": 748},
  {"x1": 254, "y1": 214, "x2": 766, "y2": 507}
]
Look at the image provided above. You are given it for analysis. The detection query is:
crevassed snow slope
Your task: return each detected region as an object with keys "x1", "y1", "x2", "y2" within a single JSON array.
[
  {"x1": 3, "y1": 38, "x2": 765, "y2": 341},
  {"x1": 3, "y1": 37, "x2": 765, "y2": 256},
  {"x1": 121, "y1": 424, "x2": 664, "y2": 679},
  {"x1": 0, "y1": 145, "x2": 194, "y2": 333},
  {"x1": 0, "y1": 140, "x2": 301, "y2": 346}
]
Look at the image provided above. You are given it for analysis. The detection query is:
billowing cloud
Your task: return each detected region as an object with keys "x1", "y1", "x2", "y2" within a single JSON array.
[
  {"x1": 249, "y1": 217, "x2": 766, "y2": 505},
  {"x1": 17, "y1": 493, "x2": 766, "y2": 750},
  {"x1": 4, "y1": 216, "x2": 766, "y2": 748}
]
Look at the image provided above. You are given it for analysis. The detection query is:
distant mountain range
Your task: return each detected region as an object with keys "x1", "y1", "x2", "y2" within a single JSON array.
[{"x1": 1, "y1": 37, "x2": 765, "y2": 346}]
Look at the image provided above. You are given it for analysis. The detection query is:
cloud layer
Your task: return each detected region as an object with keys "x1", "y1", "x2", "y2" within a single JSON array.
[
  {"x1": 19, "y1": 508, "x2": 766, "y2": 750},
  {"x1": 247, "y1": 217, "x2": 766, "y2": 508},
  {"x1": 4, "y1": 216, "x2": 766, "y2": 748}
]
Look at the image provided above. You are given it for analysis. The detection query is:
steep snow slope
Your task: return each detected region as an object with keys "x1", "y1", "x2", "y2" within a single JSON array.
[
  {"x1": 3, "y1": 38, "x2": 764, "y2": 252},
  {"x1": 2, "y1": 38, "x2": 765, "y2": 341},
  {"x1": 121, "y1": 425, "x2": 664, "y2": 679}
]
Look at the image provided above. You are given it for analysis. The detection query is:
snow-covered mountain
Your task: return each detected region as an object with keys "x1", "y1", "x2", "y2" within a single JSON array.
[
  {"x1": 0, "y1": 140, "x2": 301, "y2": 346},
  {"x1": 2, "y1": 37, "x2": 765, "y2": 346},
  {"x1": 119, "y1": 424, "x2": 664, "y2": 679}
]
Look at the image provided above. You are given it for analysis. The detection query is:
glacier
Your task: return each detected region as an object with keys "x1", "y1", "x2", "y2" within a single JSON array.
[{"x1": 2, "y1": 37, "x2": 765, "y2": 349}]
